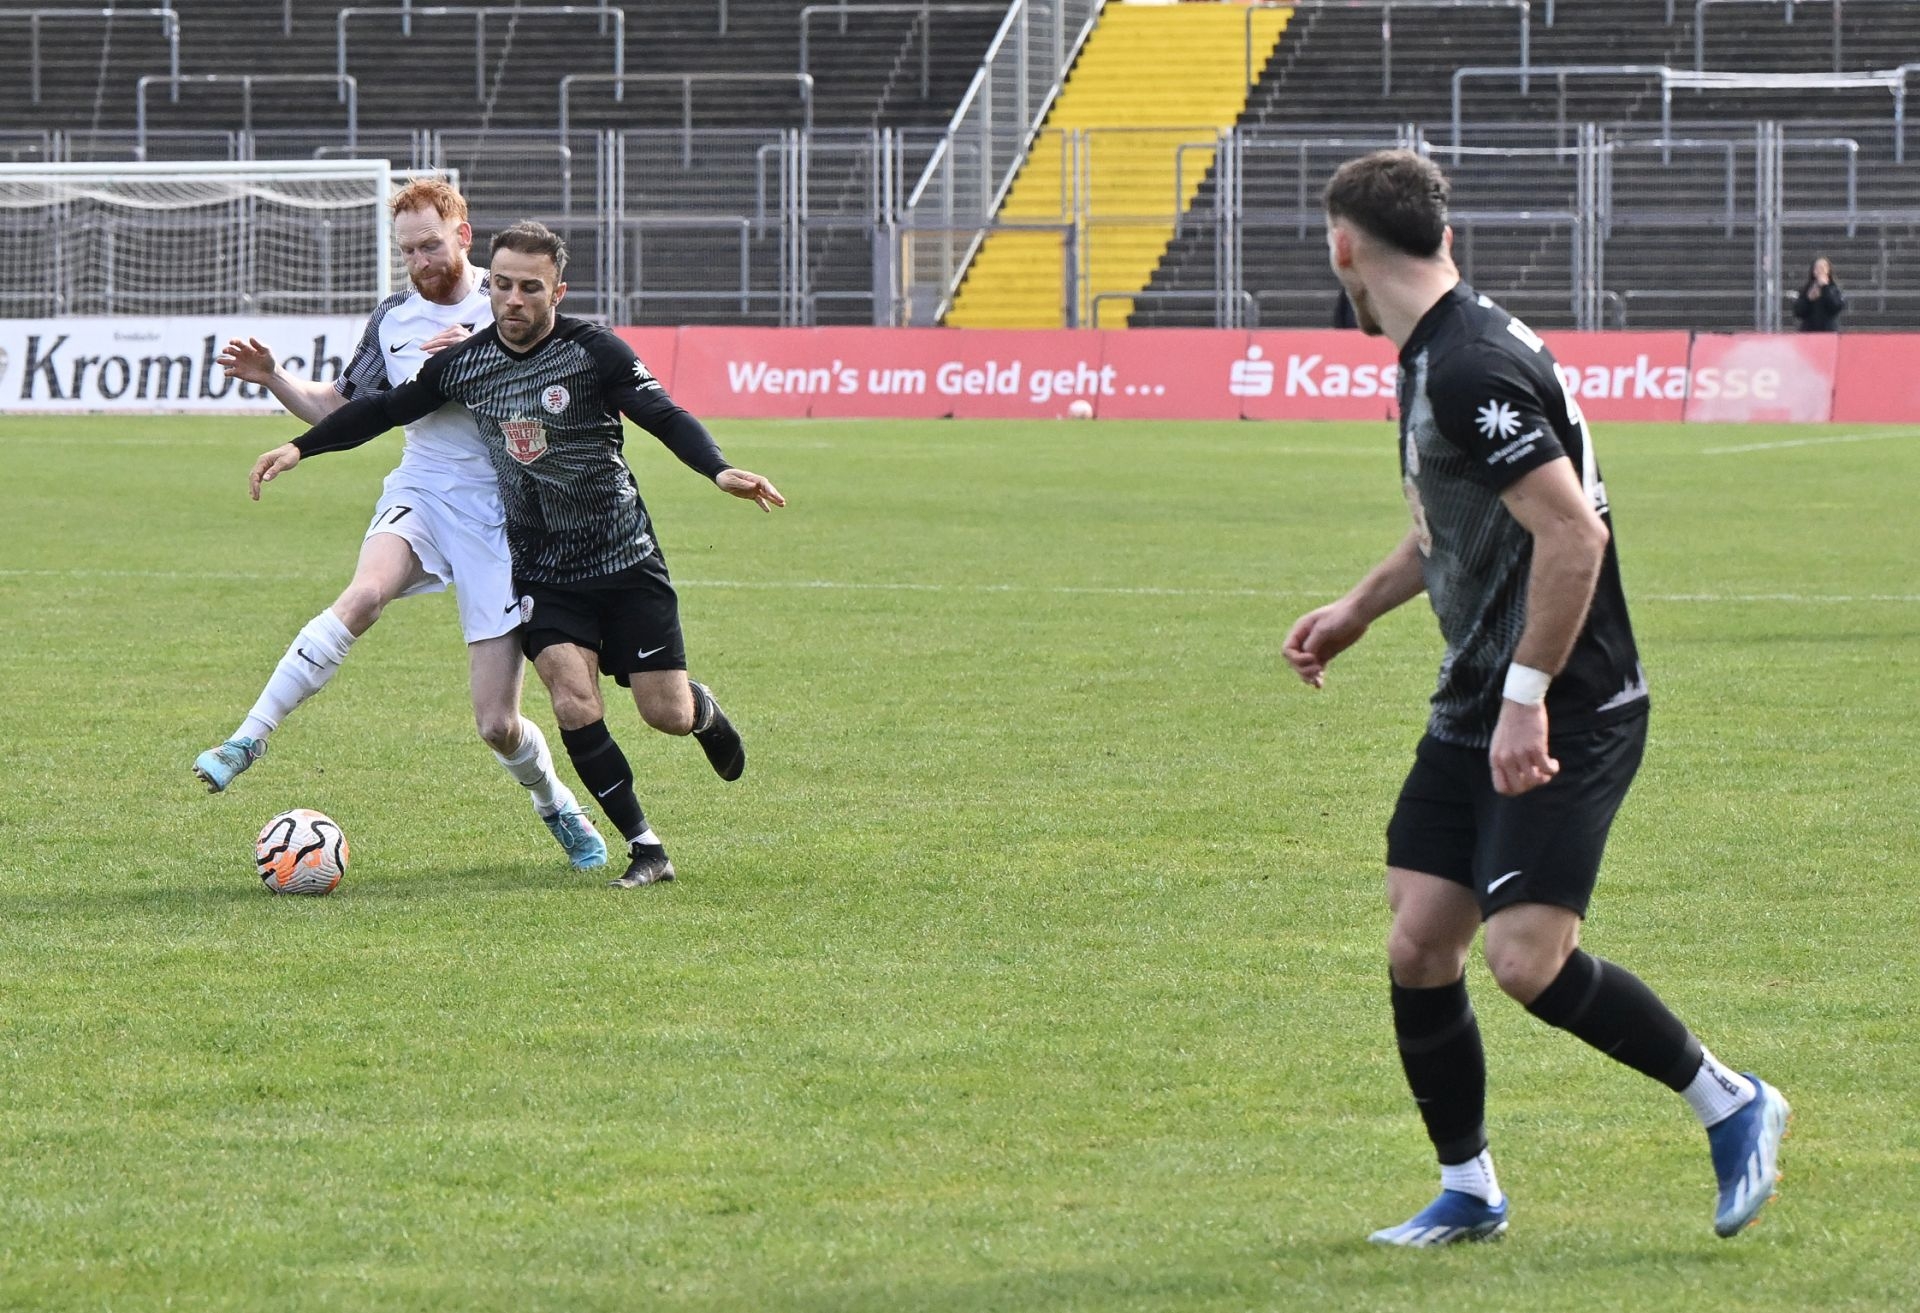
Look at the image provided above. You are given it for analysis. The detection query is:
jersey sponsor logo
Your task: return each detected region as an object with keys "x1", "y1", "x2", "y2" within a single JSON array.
[
  {"x1": 503, "y1": 417, "x2": 550, "y2": 464},
  {"x1": 632, "y1": 358, "x2": 662, "y2": 391},
  {"x1": 541, "y1": 384, "x2": 570, "y2": 414},
  {"x1": 1475, "y1": 399, "x2": 1521, "y2": 441}
]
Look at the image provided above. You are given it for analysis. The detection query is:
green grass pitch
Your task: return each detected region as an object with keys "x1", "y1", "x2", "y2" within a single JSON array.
[{"x1": 1, "y1": 414, "x2": 1915, "y2": 1311}]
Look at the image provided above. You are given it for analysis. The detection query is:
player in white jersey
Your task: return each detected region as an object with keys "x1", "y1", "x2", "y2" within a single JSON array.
[{"x1": 192, "y1": 179, "x2": 607, "y2": 871}]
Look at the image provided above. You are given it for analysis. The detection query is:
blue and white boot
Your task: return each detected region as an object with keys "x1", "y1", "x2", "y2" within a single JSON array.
[
  {"x1": 1709, "y1": 1075, "x2": 1790, "y2": 1237},
  {"x1": 540, "y1": 795, "x2": 609, "y2": 870},
  {"x1": 192, "y1": 736, "x2": 266, "y2": 793},
  {"x1": 1368, "y1": 1190, "x2": 1510, "y2": 1247}
]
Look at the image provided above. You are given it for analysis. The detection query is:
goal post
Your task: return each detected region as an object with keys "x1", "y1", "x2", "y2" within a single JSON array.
[{"x1": 0, "y1": 159, "x2": 396, "y2": 317}]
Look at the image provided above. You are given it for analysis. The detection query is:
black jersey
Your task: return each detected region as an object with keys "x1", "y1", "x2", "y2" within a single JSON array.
[
  {"x1": 292, "y1": 315, "x2": 729, "y2": 584},
  {"x1": 1397, "y1": 283, "x2": 1647, "y2": 747}
]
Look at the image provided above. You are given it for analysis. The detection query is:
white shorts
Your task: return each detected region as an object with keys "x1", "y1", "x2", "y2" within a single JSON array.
[{"x1": 363, "y1": 485, "x2": 518, "y2": 644}]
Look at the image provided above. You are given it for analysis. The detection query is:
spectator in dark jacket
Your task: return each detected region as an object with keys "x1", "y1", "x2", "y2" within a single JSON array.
[{"x1": 1792, "y1": 257, "x2": 1846, "y2": 332}]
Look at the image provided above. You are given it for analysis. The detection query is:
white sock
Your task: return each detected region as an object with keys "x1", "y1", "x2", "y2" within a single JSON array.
[
  {"x1": 630, "y1": 827, "x2": 661, "y2": 847},
  {"x1": 237, "y1": 609, "x2": 357, "y2": 741},
  {"x1": 1439, "y1": 1149, "x2": 1504, "y2": 1206},
  {"x1": 1682, "y1": 1048, "x2": 1756, "y2": 1128},
  {"x1": 494, "y1": 717, "x2": 562, "y2": 811}
]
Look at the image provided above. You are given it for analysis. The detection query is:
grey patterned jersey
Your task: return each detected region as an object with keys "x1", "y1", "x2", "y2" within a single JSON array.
[
  {"x1": 292, "y1": 315, "x2": 730, "y2": 585},
  {"x1": 1397, "y1": 284, "x2": 1647, "y2": 746},
  {"x1": 334, "y1": 288, "x2": 411, "y2": 399}
]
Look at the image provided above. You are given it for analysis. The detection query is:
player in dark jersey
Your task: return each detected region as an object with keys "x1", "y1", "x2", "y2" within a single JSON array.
[
  {"x1": 1282, "y1": 150, "x2": 1788, "y2": 1244},
  {"x1": 248, "y1": 221, "x2": 785, "y2": 889}
]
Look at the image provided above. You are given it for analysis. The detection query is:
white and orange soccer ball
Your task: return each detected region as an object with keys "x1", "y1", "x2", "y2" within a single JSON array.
[{"x1": 255, "y1": 808, "x2": 349, "y2": 896}]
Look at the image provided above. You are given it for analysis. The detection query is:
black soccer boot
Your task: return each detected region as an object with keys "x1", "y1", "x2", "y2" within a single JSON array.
[
  {"x1": 609, "y1": 840, "x2": 676, "y2": 889},
  {"x1": 689, "y1": 680, "x2": 745, "y2": 782}
]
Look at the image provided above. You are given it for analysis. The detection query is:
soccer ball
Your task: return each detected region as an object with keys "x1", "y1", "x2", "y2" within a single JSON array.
[
  {"x1": 1066, "y1": 398, "x2": 1095, "y2": 419},
  {"x1": 255, "y1": 808, "x2": 349, "y2": 896}
]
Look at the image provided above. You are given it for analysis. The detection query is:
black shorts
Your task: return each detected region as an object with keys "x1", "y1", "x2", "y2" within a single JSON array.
[
  {"x1": 517, "y1": 549, "x2": 686, "y2": 687},
  {"x1": 1384, "y1": 711, "x2": 1648, "y2": 919}
]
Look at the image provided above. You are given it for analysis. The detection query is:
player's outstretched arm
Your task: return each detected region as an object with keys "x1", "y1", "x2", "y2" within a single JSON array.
[
  {"x1": 249, "y1": 443, "x2": 302, "y2": 499},
  {"x1": 1283, "y1": 528, "x2": 1426, "y2": 688},
  {"x1": 218, "y1": 337, "x2": 346, "y2": 426},
  {"x1": 714, "y1": 468, "x2": 785, "y2": 513},
  {"x1": 248, "y1": 380, "x2": 444, "y2": 501}
]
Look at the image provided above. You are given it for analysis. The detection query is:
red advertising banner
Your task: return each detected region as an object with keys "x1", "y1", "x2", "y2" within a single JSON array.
[
  {"x1": 1830, "y1": 334, "x2": 1920, "y2": 424},
  {"x1": 612, "y1": 326, "x2": 680, "y2": 394},
  {"x1": 5, "y1": 318, "x2": 1911, "y2": 420},
  {"x1": 1238, "y1": 330, "x2": 1402, "y2": 421},
  {"x1": 1096, "y1": 328, "x2": 1250, "y2": 420},
  {"x1": 931, "y1": 328, "x2": 1111, "y2": 419},
  {"x1": 1541, "y1": 332, "x2": 1690, "y2": 423},
  {"x1": 1682, "y1": 333, "x2": 1839, "y2": 423},
  {"x1": 597, "y1": 325, "x2": 1909, "y2": 426}
]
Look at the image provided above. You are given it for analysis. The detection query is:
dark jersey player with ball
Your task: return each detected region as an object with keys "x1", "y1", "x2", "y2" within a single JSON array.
[{"x1": 251, "y1": 221, "x2": 785, "y2": 890}]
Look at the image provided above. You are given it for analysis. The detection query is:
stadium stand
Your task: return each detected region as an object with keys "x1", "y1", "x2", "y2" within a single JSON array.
[
  {"x1": 1136, "y1": 0, "x2": 1920, "y2": 330},
  {"x1": 3, "y1": 1, "x2": 1919, "y2": 329}
]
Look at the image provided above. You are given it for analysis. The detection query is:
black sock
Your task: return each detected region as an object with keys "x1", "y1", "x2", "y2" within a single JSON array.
[
  {"x1": 1391, "y1": 973, "x2": 1488, "y2": 1166},
  {"x1": 1524, "y1": 950, "x2": 1703, "y2": 1091},
  {"x1": 559, "y1": 720, "x2": 648, "y2": 843}
]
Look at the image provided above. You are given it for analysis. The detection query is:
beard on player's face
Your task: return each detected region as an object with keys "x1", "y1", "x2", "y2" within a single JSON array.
[
  {"x1": 411, "y1": 243, "x2": 469, "y2": 301},
  {"x1": 495, "y1": 298, "x2": 553, "y2": 347},
  {"x1": 1349, "y1": 281, "x2": 1384, "y2": 336}
]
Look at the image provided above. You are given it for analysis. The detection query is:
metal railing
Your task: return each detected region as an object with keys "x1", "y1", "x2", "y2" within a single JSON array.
[
  {"x1": 560, "y1": 74, "x2": 814, "y2": 164},
  {"x1": 9, "y1": 7, "x2": 180, "y2": 105},
  {"x1": 336, "y1": 6, "x2": 626, "y2": 104},
  {"x1": 382, "y1": 0, "x2": 618, "y2": 36},
  {"x1": 1451, "y1": 64, "x2": 1910, "y2": 154},
  {"x1": 901, "y1": 0, "x2": 1103, "y2": 320},
  {"x1": 798, "y1": 4, "x2": 1008, "y2": 85},
  {"x1": 1243, "y1": 0, "x2": 1532, "y2": 95},
  {"x1": 7, "y1": 122, "x2": 1920, "y2": 330},
  {"x1": 135, "y1": 75, "x2": 358, "y2": 162},
  {"x1": 1695, "y1": 0, "x2": 1853, "y2": 73},
  {"x1": 1091, "y1": 289, "x2": 1257, "y2": 329}
]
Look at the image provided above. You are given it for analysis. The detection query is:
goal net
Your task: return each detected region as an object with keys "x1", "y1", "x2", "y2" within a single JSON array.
[{"x1": 0, "y1": 160, "x2": 395, "y2": 318}]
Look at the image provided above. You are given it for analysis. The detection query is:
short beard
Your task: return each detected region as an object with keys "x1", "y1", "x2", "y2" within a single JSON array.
[
  {"x1": 498, "y1": 310, "x2": 550, "y2": 348},
  {"x1": 412, "y1": 249, "x2": 469, "y2": 302},
  {"x1": 1351, "y1": 285, "x2": 1384, "y2": 337}
]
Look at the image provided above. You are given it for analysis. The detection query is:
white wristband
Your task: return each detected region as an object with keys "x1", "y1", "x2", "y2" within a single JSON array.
[{"x1": 1503, "y1": 663, "x2": 1552, "y2": 706}]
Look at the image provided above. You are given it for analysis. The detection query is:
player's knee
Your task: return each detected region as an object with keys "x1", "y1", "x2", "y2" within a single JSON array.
[
  {"x1": 1484, "y1": 945, "x2": 1565, "y2": 1005},
  {"x1": 1387, "y1": 925, "x2": 1468, "y2": 988},
  {"x1": 638, "y1": 697, "x2": 694, "y2": 736},
  {"x1": 331, "y1": 585, "x2": 386, "y2": 634},
  {"x1": 473, "y1": 707, "x2": 519, "y2": 752},
  {"x1": 546, "y1": 689, "x2": 601, "y2": 731}
]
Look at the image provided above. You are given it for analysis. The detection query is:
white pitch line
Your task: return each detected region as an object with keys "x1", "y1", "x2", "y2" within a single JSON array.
[
  {"x1": 5, "y1": 569, "x2": 1912, "y2": 604},
  {"x1": 1700, "y1": 430, "x2": 1920, "y2": 455}
]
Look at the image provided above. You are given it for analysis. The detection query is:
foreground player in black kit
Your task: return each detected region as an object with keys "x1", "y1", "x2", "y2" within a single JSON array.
[
  {"x1": 1282, "y1": 151, "x2": 1788, "y2": 1244},
  {"x1": 251, "y1": 221, "x2": 785, "y2": 888}
]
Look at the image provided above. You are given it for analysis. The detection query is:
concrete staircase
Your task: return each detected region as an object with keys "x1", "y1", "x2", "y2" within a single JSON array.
[{"x1": 946, "y1": 2, "x2": 1287, "y2": 328}]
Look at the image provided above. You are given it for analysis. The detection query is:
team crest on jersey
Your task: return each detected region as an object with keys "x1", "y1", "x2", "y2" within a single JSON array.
[
  {"x1": 541, "y1": 384, "x2": 570, "y2": 414},
  {"x1": 502, "y1": 417, "x2": 549, "y2": 464}
]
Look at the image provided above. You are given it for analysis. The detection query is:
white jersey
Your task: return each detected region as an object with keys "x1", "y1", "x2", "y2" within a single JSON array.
[{"x1": 335, "y1": 275, "x2": 502, "y2": 525}]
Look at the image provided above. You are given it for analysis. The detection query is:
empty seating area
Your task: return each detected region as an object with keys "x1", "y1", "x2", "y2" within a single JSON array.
[
  {"x1": 2, "y1": 0, "x2": 1004, "y2": 324},
  {"x1": 1136, "y1": 0, "x2": 1920, "y2": 330},
  {"x1": 4, "y1": 1, "x2": 1920, "y2": 329}
]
